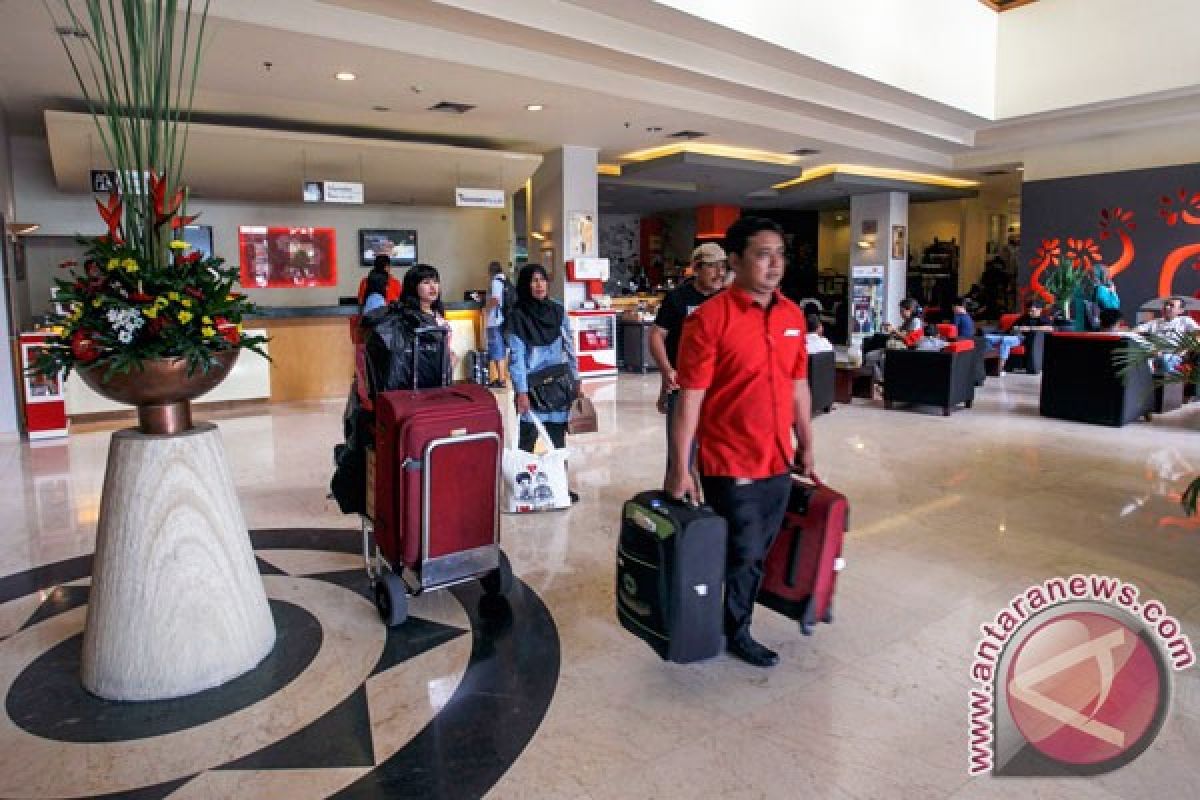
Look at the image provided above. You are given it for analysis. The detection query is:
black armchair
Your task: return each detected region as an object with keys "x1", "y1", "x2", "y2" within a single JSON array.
[
  {"x1": 808, "y1": 350, "x2": 836, "y2": 414},
  {"x1": 883, "y1": 341, "x2": 977, "y2": 416},
  {"x1": 1039, "y1": 333, "x2": 1153, "y2": 426}
]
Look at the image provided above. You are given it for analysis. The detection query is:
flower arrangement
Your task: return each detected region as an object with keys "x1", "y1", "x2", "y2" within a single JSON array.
[
  {"x1": 1040, "y1": 254, "x2": 1093, "y2": 316},
  {"x1": 31, "y1": 0, "x2": 266, "y2": 380}
]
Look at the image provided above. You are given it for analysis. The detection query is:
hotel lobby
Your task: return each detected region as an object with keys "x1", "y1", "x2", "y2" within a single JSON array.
[{"x1": 0, "y1": 2, "x2": 1198, "y2": 798}]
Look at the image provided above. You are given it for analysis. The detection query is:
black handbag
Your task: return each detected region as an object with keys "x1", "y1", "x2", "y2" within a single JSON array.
[{"x1": 527, "y1": 363, "x2": 577, "y2": 413}]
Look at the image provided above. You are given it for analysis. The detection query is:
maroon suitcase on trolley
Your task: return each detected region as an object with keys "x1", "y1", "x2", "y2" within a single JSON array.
[
  {"x1": 757, "y1": 477, "x2": 847, "y2": 635},
  {"x1": 372, "y1": 383, "x2": 503, "y2": 579}
]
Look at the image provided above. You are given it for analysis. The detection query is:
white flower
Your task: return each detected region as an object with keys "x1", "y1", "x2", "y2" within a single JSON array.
[{"x1": 117, "y1": 330, "x2": 133, "y2": 344}]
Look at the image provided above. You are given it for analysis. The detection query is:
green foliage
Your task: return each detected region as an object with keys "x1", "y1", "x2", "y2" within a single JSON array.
[
  {"x1": 1114, "y1": 328, "x2": 1200, "y2": 516},
  {"x1": 31, "y1": 1, "x2": 269, "y2": 379},
  {"x1": 1041, "y1": 255, "x2": 1092, "y2": 309}
]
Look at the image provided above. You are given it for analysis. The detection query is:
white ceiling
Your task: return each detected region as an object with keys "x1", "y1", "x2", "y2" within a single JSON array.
[{"x1": 0, "y1": 0, "x2": 1195, "y2": 211}]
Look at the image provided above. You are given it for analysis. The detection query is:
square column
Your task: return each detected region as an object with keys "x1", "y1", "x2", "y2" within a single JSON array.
[
  {"x1": 850, "y1": 192, "x2": 909, "y2": 328},
  {"x1": 529, "y1": 146, "x2": 598, "y2": 304}
]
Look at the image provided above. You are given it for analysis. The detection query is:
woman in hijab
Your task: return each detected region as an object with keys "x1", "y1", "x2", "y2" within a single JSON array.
[{"x1": 506, "y1": 263, "x2": 579, "y2": 502}]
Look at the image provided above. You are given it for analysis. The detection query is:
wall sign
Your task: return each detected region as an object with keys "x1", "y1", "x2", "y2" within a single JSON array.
[
  {"x1": 90, "y1": 170, "x2": 118, "y2": 194},
  {"x1": 455, "y1": 188, "x2": 505, "y2": 208},
  {"x1": 323, "y1": 181, "x2": 364, "y2": 204}
]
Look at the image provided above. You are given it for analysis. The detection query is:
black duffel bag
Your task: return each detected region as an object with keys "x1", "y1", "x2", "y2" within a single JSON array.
[{"x1": 363, "y1": 306, "x2": 452, "y2": 394}]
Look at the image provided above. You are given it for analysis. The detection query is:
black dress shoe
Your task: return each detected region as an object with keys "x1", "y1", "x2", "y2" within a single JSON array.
[{"x1": 728, "y1": 634, "x2": 779, "y2": 668}]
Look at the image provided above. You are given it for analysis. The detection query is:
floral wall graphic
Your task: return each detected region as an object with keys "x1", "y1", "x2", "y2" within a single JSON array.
[{"x1": 1020, "y1": 164, "x2": 1200, "y2": 317}]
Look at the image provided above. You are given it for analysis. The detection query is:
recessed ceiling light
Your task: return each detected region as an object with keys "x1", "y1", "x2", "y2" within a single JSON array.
[
  {"x1": 335, "y1": 71, "x2": 357, "y2": 82},
  {"x1": 1016, "y1": 166, "x2": 1025, "y2": 172},
  {"x1": 525, "y1": 104, "x2": 544, "y2": 112}
]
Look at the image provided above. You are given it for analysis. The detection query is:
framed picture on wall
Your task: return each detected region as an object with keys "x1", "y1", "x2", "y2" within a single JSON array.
[
  {"x1": 891, "y1": 225, "x2": 907, "y2": 261},
  {"x1": 568, "y1": 211, "x2": 596, "y2": 258}
]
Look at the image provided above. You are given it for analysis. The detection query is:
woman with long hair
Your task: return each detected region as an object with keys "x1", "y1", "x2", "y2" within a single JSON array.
[
  {"x1": 506, "y1": 263, "x2": 579, "y2": 502},
  {"x1": 401, "y1": 263, "x2": 456, "y2": 368}
]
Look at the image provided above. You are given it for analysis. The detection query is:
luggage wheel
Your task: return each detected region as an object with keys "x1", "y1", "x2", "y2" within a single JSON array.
[
  {"x1": 480, "y1": 549, "x2": 514, "y2": 597},
  {"x1": 374, "y1": 572, "x2": 409, "y2": 627}
]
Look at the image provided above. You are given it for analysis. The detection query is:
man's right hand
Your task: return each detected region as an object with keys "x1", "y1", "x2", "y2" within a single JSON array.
[
  {"x1": 664, "y1": 464, "x2": 697, "y2": 503},
  {"x1": 515, "y1": 392, "x2": 531, "y2": 416}
]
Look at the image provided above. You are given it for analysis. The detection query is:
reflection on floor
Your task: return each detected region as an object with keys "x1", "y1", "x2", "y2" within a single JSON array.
[{"x1": 0, "y1": 373, "x2": 1197, "y2": 799}]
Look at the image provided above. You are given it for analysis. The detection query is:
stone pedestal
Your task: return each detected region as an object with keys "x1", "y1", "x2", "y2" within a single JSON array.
[{"x1": 81, "y1": 423, "x2": 276, "y2": 701}]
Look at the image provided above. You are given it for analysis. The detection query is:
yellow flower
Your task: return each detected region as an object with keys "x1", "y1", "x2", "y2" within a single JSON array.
[
  {"x1": 178, "y1": 310, "x2": 194, "y2": 324},
  {"x1": 201, "y1": 316, "x2": 212, "y2": 325},
  {"x1": 168, "y1": 240, "x2": 189, "y2": 250},
  {"x1": 167, "y1": 292, "x2": 180, "y2": 302},
  {"x1": 155, "y1": 297, "x2": 169, "y2": 308},
  {"x1": 121, "y1": 258, "x2": 138, "y2": 272},
  {"x1": 106, "y1": 258, "x2": 120, "y2": 272},
  {"x1": 91, "y1": 298, "x2": 102, "y2": 308},
  {"x1": 181, "y1": 298, "x2": 193, "y2": 308},
  {"x1": 143, "y1": 306, "x2": 158, "y2": 319},
  {"x1": 201, "y1": 326, "x2": 216, "y2": 337}
]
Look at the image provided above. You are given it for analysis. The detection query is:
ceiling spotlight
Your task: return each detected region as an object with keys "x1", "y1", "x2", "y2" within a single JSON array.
[
  {"x1": 1016, "y1": 166, "x2": 1025, "y2": 172},
  {"x1": 530, "y1": 231, "x2": 546, "y2": 241},
  {"x1": 525, "y1": 104, "x2": 544, "y2": 112},
  {"x1": 335, "y1": 71, "x2": 357, "y2": 82}
]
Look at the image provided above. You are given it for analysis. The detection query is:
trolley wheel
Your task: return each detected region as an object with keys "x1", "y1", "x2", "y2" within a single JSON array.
[
  {"x1": 481, "y1": 550, "x2": 514, "y2": 597},
  {"x1": 374, "y1": 572, "x2": 409, "y2": 627}
]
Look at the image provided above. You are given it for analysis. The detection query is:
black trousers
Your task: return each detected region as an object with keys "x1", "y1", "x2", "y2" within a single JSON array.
[
  {"x1": 701, "y1": 473, "x2": 791, "y2": 639},
  {"x1": 519, "y1": 419, "x2": 566, "y2": 452}
]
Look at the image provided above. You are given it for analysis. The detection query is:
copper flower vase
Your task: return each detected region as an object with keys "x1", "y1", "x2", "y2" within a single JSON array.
[{"x1": 78, "y1": 350, "x2": 239, "y2": 435}]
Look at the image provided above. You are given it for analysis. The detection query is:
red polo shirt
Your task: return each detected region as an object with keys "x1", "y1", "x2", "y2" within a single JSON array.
[{"x1": 676, "y1": 287, "x2": 808, "y2": 479}]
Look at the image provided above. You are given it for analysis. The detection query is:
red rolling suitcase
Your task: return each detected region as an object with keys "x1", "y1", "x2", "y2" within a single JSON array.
[
  {"x1": 757, "y1": 476, "x2": 847, "y2": 635},
  {"x1": 363, "y1": 326, "x2": 510, "y2": 626}
]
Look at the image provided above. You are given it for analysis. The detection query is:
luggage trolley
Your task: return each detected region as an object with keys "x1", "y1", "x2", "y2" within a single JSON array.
[{"x1": 355, "y1": 325, "x2": 513, "y2": 627}]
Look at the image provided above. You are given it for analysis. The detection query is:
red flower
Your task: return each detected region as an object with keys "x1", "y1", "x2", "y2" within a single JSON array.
[
  {"x1": 178, "y1": 251, "x2": 203, "y2": 265},
  {"x1": 214, "y1": 316, "x2": 240, "y2": 344},
  {"x1": 146, "y1": 317, "x2": 168, "y2": 335},
  {"x1": 129, "y1": 291, "x2": 154, "y2": 303},
  {"x1": 94, "y1": 192, "x2": 124, "y2": 242},
  {"x1": 185, "y1": 287, "x2": 205, "y2": 300},
  {"x1": 70, "y1": 329, "x2": 101, "y2": 363}
]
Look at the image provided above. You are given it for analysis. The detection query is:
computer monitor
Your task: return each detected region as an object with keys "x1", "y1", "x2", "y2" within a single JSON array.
[{"x1": 359, "y1": 229, "x2": 417, "y2": 267}]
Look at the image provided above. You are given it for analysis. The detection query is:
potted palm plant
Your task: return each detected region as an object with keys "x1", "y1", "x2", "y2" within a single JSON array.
[{"x1": 1116, "y1": 329, "x2": 1200, "y2": 515}]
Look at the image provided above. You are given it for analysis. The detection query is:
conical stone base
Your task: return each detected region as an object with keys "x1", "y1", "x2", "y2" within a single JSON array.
[{"x1": 81, "y1": 423, "x2": 276, "y2": 701}]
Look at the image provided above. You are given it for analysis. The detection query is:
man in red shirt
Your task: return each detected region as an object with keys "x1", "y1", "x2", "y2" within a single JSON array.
[{"x1": 666, "y1": 217, "x2": 815, "y2": 668}]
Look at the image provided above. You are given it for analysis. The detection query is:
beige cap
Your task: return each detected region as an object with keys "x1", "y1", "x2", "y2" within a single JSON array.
[{"x1": 691, "y1": 242, "x2": 727, "y2": 264}]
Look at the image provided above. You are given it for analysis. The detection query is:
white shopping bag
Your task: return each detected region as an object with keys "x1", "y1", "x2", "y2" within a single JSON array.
[{"x1": 503, "y1": 415, "x2": 570, "y2": 513}]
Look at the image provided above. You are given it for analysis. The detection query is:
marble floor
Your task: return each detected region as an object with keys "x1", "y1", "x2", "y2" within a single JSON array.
[{"x1": 0, "y1": 372, "x2": 1197, "y2": 799}]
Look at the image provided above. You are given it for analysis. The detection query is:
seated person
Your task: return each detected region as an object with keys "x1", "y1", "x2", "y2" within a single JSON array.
[
  {"x1": 805, "y1": 313, "x2": 834, "y2": 353},
  {"x1": 915, "y1": 325, "x2": 948, "y2": 352},
  {"x1": 1013, "y1": 299, "x2": 1055, "y2": 330},
  {"x1": 1098, "y1": 308, "x2": 1126, "y2": 332},
  {"x1": 865, "y1": 298, "x2": 923, "y2": 383},
  {"x1": 1135, "y1": 295, "x2": 1200, "y2": 373},
  {"x1": 951, "y1": 297, "x2": 975, "y2": 338}
]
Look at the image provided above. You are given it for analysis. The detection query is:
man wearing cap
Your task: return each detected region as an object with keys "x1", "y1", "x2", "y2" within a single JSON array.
[{"x1": 649, "y1": 242, "x2": 727, "y2": 467}]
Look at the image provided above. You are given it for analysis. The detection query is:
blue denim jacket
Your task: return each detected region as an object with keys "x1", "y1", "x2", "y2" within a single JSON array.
[{"x1": 507, "y1": 311, "x2": 578, "y2": 424}]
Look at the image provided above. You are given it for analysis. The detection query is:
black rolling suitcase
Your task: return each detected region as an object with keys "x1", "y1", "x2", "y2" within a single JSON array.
[
  {"x1": 463, "y1": 350, "x2": 489, "y2": 385},
  {"x1": 616, "y1": 491, "x2": 726, "y2": 663}
]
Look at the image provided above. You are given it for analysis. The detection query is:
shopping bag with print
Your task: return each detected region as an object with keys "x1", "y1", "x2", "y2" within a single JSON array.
[{"x1": 503, "y1": 415, "x2": 570, "y2": 513}]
